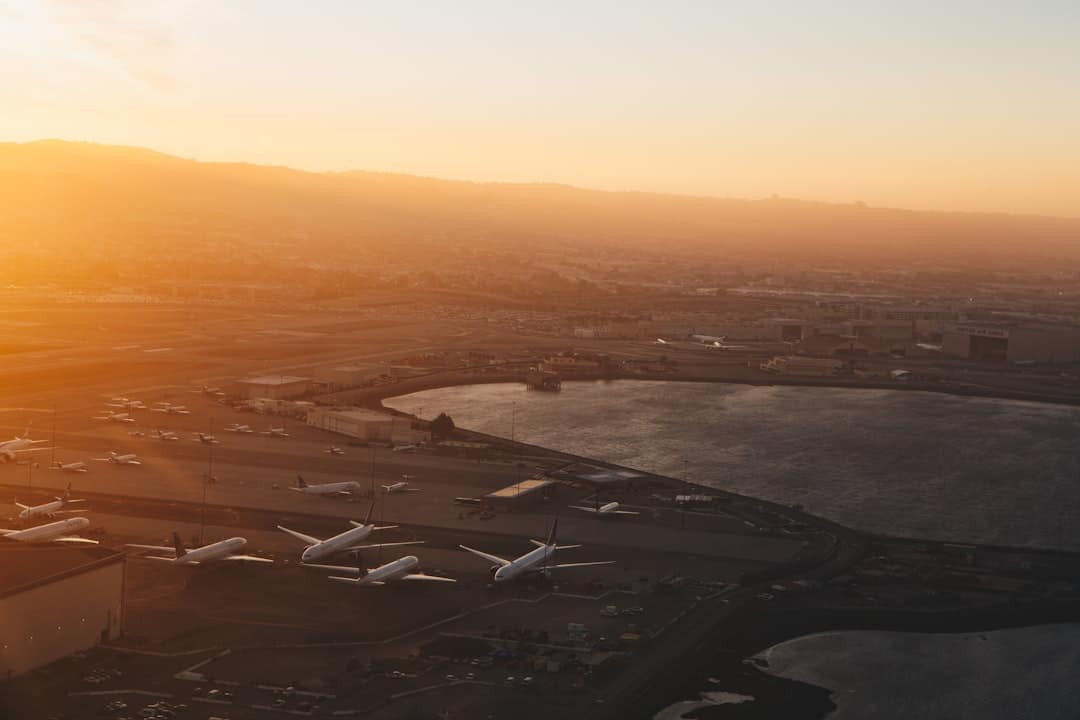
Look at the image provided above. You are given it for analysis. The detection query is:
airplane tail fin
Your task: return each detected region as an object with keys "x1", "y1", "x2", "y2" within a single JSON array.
[
  {"x1": 546, "y1": 518, "x2": 558, "y2": 547},
  {"x1": 172, "y1": 532, "x2": 187, "y2": 558},
  {"x1": 364, "y1": 502, "x2": 375, "y2": 525},
  {"x1": 296, "y1": 474, "x2": 307, "y2": 489}
]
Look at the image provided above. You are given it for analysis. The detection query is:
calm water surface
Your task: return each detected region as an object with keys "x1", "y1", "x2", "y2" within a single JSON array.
[{"x1": 388, "y1": 380, "x2": 1080, "y2": 550}]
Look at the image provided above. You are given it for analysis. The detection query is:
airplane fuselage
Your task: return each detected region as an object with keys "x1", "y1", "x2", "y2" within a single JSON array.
[
  {"x1": 4, "y1": 516, "x2": 90, "y2": 542},
  {"x1": 18, "y1": 499, "x2": 66, "y2": 520},
  {"x1": 301, "y1": 524, "x2": 374, "y2": 562},
  {"x1": 175, "y1": 537, "x2": 248, "y2": 565},
  {"x1": 493, "y1": 544, "x2": 557, "y2": 583},
  {"x1": 294, "y1": 480, "x2": 361, "y2": 496}
]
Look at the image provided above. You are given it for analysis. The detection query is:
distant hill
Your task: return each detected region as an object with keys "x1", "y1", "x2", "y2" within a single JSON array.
[{"x1": 1, "y1": 139, "x2": 1077, "y2": 270}]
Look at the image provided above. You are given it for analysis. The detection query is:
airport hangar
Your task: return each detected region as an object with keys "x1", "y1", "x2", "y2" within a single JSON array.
[
  {"x1": 232, "y1": 375, "x2": 312, "y2": 400},
  {"x1": 0, "y1": 543, "x2": 125, "y2": 678},
  {"x1": 306, "y1": 407, "x2": 430, "y2": 445},
  {"x1": 942, "y1": 323, "x2": 1080, "y2": 364}
]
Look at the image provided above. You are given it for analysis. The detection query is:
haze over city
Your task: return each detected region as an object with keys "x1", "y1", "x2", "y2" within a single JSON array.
[
  {"x1": 2, "y1": 0, "x2": 1078, "y2": 216},
  {"x1": 3, "y1": 3, "x2": 1080, "y2": 720}
]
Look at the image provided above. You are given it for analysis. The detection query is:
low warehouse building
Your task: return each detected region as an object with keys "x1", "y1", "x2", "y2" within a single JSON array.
[
  {"x1": 232, "y1": 375, "x2": 312, "y2": 400},
  {"x1": 306, "y1": 407, "x2": 429, "y2": 445},
  {"x1": 0, "y1": 544, "x2": 125, "y2": 678},
  {"x1": 943, "y1": 323, "x2": 1080, "y2": 364}
]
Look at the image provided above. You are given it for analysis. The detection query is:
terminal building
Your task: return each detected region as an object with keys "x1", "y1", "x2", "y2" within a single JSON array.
[
  {"x1": 942, "y1": 323, "x2": 1080, "y2": 364},
  {"x1": 0, "y1": 544, "x2": 126, "y2": 678},
  {"x1": 306, "y1": 407, "x2": 429, "y2": 445},
  {"x1": 232, "y1": 375, "x2": 312, "y2": 400}
]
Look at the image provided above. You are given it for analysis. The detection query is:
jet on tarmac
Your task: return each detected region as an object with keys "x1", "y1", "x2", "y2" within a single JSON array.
[
  {"x1": 14, "y1": 483, "x2": 87, "y2": 521},
  {"x1": 0, "y1": 429, "x2": 51, "y2": 463},
  {"x1": 278, "y1": 505, "x2": 422, "y2": 563},
  {"x1": 0, "y1": 516, "x2": 98, "y2": 544},
  {"x1": 126, "y1": 532, "x2": 272, "y2": 565},
  {"x1": 569, "y1": 500, "x2": 641, "y2": 517},
  {"x1": 306, "y1": 555, "x2": 455, "y2": 587},
  {"x1": 94, "y1": 451, "x2": 141, "y2": 465},
  {"x1": 459, "y1": 519, "x2": 613, "y2": 583},
  {"x1": 290, "y1": 475, "x2": 362, "y2": 497}
]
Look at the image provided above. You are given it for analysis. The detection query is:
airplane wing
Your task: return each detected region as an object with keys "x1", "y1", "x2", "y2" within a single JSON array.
[
  {"x1": 530, "y1": 540, "x2": 580, "y2": 549},
  {"x1": 53, "y1": 537, "x2": 100, "y2": 545},
  {"x1": 328, "y1": 576, "x2": 384, "y2": 586},
  {"x1": 128, "y1": 460, "x2": 142, "y2": 465},
  {"x1": 52, "y1": 509, "x2": 89, "y2": 515},
  {"x1": 0, "y1": 528, "x2": 15, "y2": 535},
  {"x1": 459, "y1": 544, "x2": 512, "y2": 567},
  {"x1": 276, "y1": 525, "x2": 322, "y2": 545},
  {"x1": 143, "y1": 555, "x2": 180, "y2": 562},
  {"x1": 546, "y1": 561, "x2": 615, "y2": 571},
  {"x1": 569, "y1": 505, "x2": 600, "y2": 513},
  {"x1": 126, "y1": 544, "x2": 177, "y2": 554},
  {"x1": 223, "y1": 554, "x2": 274, "y2": 564},
  {"x1": 13, "y1": 447, "x2": 52, "y2": 454},
  {"x1": 299, "y1": 562, "x2": 364, "y2": 575},
  {"x1": 14, "y1": 502, "x2": 29, "y2": 510},
  {"x1": 401, "y1": 573, "x2": 456, "y2": 583},
  {"x1": 345, "y1": 540, "x2": 425, "y2": 553},
  {"x1": 614, "y1": 509, "x2": 641, "y2": 515}
]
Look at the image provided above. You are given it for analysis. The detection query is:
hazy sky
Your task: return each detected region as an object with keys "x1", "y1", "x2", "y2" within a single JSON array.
[{"x1": 1, "y1": 1, "x2": 1078, "y2": 216}]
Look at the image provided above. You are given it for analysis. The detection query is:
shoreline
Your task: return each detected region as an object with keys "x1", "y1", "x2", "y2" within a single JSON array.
[{"x1": 324, "y1": 368, "x2": 1080, "y2": 411}]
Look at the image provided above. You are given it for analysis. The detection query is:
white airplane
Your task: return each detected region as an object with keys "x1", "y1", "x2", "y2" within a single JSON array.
[
  {"x1": 0, "y1": 516, "x2": 97, "y2": 544},
  {"x1": 382, "y1": 474, "x2": 420, "y2": 494},
  {"x1": 459, "y1": 519, "x2": 613, "y2": 583},
  {"x1": 94, "y1": 451, "x2": 141, "y2": 465},
  {"x1": 152, "y1": 402, "x2": 190, "y2": 415},
  {"x1": 51, "y1": 460, "x2": 88, "y2": 474},
  {"x1": 260, "y1": 427, "x2": 290, "y2": 438},
  {"x1": 569, "y1": 500, "x2": 641, "y2": 517},
  {"x1": 278, "y1": 506, "x2": 422, "y2": 563},
  {"x1": 290, "y1": 475, "x2": 362, "y2": 497},
  {"x1": 107, "y1": 397, "x2": 146, "y2": 410},
  {"x1": 306, "y1": 555, "x2": 455, "y2": 587},
  {"x1": 92, "y1": 411, "x2": 136, "y2": 424},
  {"x1": 194, "y1": 385, "x2": 225, "y2": 397},
  {"x1": 324, "y1": 446, "x2": 345, "y2": 456},
  {"x1": 150, "y1": 429, "x2": 180, "y2": 441},
  {"x1": 224, "y1": 423, "x2": 254, "y2": 433},
  {"x1": 15, "y1": 484, "x2": 87, "y2": 521},
  {"x1": 391, "y1": 444, "x2": 419, "y2": 453},
  {"x1": 126, "y1": 532, "x2": 272, "y2": 566},
  {"x1": 654, "y1": 337, "x2": 668, "y2": 345},
  {"x1": 0, "y1": 429, "x2": 51, "y2": 463},
  {"x1": 193, "y1": 432, "x2": 220, "y2": 445}
]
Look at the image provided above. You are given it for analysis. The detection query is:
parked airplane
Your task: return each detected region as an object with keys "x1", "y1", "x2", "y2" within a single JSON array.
[
  {"x1": 307, "y1": 555, "x2": 455, "y2": 587},
  {"x1": 324, "y1": 446, "x2": 345, "y2": 456},
  {"x1": 260, "y1": 427, "x2": 290, "y2": 438},
  {"x1": 278, "y1": 505, "x2": 422, "y2": 562},
  {"x1": 0, "y1": 429, "x2": 51, "y2": 463},
  {"x1": 224, "y1": 423, "x2": 254, "y2": 433},
  {"x1": 391, "y1": 444, "x2": 419, "y2": 453},
  {"x1": 382, "y1": 474, "x2": 420, "y2": 494},
  {"x1": 107, "y1": 397, "x2": 147, "y2": 410},
  {"x1": 92, "y1": 411, "x2": 135, "y2": 424},
  {"x1": 15, "y1": 484, "x2": 87, "y2": 521},
  {"x1": 153, "y1": 403, "x2": 191, "y2": 415},
  {"x1": 654, "y1": 337, "x2": 668, "y2": 345},
  {"x1": 51, "y1": 460, "x2": 88, "y2": 473},
  {"x1": 0, "y1": 516, "x2": 97, "y2": 544},
  {"x1": 459, "y1": 519, "x2": 613, "y2": 583},
  {"x1": 126, "y1": 532, "x2": 272, "y2": 565},
  {"x1": 194, "y1": 385, "x2": 225, "y2": 397},
  {"x1": 193, "y1": 432, "x2": 220, "y2": 445},
  {"x1": 290, "y1": 475, "x2": 362, "y2": 497},
  {"x1": 94, "y1": 451, "x2": 141, "y2": 465},
  {"x1": 570, "y1": 500, "x2": 641, "y2": 517},
  {"x1": 150, "y1": 429, "x2": 180, "y2": 441}
]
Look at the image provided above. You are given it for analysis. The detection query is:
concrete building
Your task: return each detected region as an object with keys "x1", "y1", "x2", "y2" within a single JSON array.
[
  {"x1": 233, "y1": 375, "x2": 312, "y2": 400},
  {"x1": 0, "y1": 544, "x2": 125, "y2": 678},
  {"x1": 942, "y1": 323, "x2": 1080, "y2": 364},
  {"x1": 306, "y1": 407, "x2": 429, "y2": 445},
  {"x1": 859, "y1": 304, "x2": 958, "y2": 336}
]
